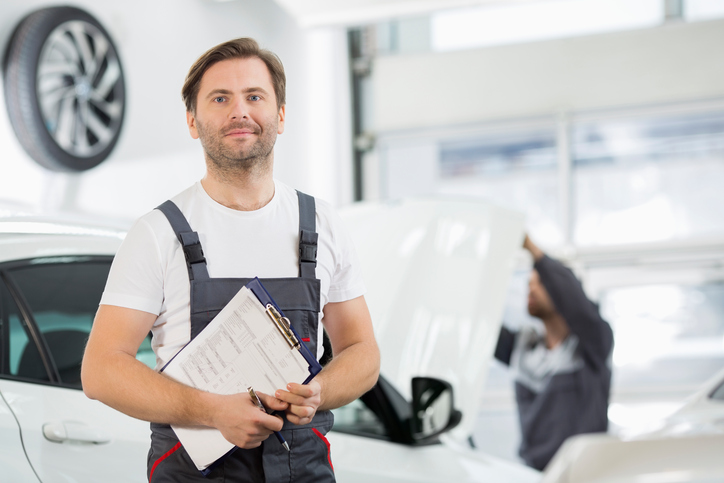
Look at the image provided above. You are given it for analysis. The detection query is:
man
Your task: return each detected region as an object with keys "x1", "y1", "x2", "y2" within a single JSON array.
[
  {"x1": 494, "y1": 235, "x2": 613, "y2": 471},
  {"x1": 81, "y1": 38, "x2": 380, "y2": 482}
]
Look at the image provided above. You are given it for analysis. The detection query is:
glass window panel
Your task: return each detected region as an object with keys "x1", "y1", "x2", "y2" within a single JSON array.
[
  {"x1": 573, "y1": 110, "x2": 724, "y2": 245},
  {"x1": 600, "y1": 282, "x2": 724, "y2": 392},
  {"x1": 600, "y1": 281, "x2": 724, "y2": 433},
  {"x1": 7, "y1": 260, "x2": 111, "y2": 387},
  {"x1": 435, "y1": 128, "x2": 563, "y2": 246},
  {"x1": 0, "y1": 278, "x2": 35, "y2": 378},
  {"x1": 432, "y1": 0, "x2": 662, "y2": 52},
  {"x1": 384, "y1": 142, "x2": 438, "y2": 199},
  {"x1": 686, "y1": 0, "x2": 724, "y2": 21},
  {"x1": 137, "y1": 335, "x2": 156, "y2": 369},
  {"x1": 2, "y1": 259, "x2": 155, "y2": 386},
  {"x1": 332, "y1": 398, "x2": 388, "y2": 437},
  {"x1": 710, "y1": 380, "x2": 724, "y2": 401},
  {"x1": 439, "y1": 130, "x2": 557, "y2": 177}
]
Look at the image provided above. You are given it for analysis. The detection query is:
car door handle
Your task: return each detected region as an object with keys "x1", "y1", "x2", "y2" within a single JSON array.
[{"x1": 43, "y1": 421, "x2": 111, "y2": 444}]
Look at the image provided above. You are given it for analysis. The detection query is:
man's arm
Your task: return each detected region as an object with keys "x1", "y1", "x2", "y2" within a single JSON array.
[
  {"x1": 525, "y1": 237, "x2": 613, "y2": 370},
  {"x1": 275, "y1": 295, "x2": 380, "y2": 425},
  {"x1": 81, "y1": 304, "x2": 287, "y2": 448}
]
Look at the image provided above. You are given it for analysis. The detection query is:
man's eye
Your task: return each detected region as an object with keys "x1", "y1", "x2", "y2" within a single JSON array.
[
  {"x1": 249, "y1": 95, "x2": 261, "y2": 101},
  {"x1": 213, "y1": 97, "x2": 225, "y2": 103}
]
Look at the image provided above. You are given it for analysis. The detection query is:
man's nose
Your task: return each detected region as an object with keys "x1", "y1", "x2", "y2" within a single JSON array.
[{"x1": 229, "y1": 99, "x2": 249, "y2": 119}]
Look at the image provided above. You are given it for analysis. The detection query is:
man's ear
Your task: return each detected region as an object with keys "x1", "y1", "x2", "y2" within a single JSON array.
[
  {"x1": 277, "y1": 105, "x2": 285, "y2": 135},
  {"x1": 187, "y1": 111, "x2": 199, "y2": 139}
]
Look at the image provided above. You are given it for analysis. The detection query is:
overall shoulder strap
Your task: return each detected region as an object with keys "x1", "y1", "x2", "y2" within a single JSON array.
[
  {"x1": 296, "y1": 191, "x2": 318, "y2": 279},
  {"x1": 155, "y1": 200, "x2": 210, "y2": 281}
]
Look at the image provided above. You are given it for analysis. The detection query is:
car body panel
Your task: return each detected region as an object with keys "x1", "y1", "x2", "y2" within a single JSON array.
[
  {"x1": 542, "y1": 432, "x2": 724, "y2": 483},
  {"x1": 646, "y1": 366, "x2": 724, "y2": 438},
  {"x1": 0, "y1": 218, "x2": 145, "y2": 482},
  {"x1": 0, "y1": 389, "x2": 39, "y2": 481},
  {"x1": 328, "y1": 432, "x2": 540, "y2": 483},
  {"x1": 0, "y1": 379, "x2": 149, "y2": 483},
  {"x1": 0, "y1": 218, "x2": 125, "y2": 263},
  {"x1": 338, "y1": 198, "x2": 525, "y2": 440}
]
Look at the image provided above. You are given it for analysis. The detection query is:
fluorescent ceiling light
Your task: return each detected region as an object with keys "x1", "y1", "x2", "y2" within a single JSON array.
[{"x1": 270, "y1": 0, "x2": 540, "y2": 28}]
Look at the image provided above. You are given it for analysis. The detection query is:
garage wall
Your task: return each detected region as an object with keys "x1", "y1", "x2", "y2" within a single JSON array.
[
  {"x1": 0, "y1": 0, "x2": 352, "y2": 222},
  {"x1": 373, "y1": 17, "x2": 724, "y2": 131}
]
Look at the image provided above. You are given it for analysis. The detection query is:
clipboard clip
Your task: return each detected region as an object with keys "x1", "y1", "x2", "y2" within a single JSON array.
[{"x1": 265, "y1": 303, "x2": 300, "y2": 350}]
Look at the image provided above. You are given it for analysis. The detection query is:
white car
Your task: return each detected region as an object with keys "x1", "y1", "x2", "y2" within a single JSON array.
[
  {"x1": 542, "y1": 365, "x2": 724, "y2": 483},
  {"x1": 649, "y1": 366, "x2": 724, "y2": 438},
  {"x1": 0, "y1": 217, "x2": 150, "y2": 483},
  {"x1": 0, "y1": 197, "x2": 539, "y2": 482}
]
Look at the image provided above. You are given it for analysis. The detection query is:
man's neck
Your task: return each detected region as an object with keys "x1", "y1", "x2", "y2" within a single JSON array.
[
  {"x1": 542, "y1": 314, "x2": 570, "y2": 349},
  {"x1": 201, "y1": 165, "x2": 275, "y2": 212}
]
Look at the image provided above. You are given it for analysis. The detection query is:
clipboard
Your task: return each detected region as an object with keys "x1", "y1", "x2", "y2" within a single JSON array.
[
  {"x1": 160, "y1": 277, "x2": 322, "y2": 472},
  {"x1": 245, "y1": 277, "x2": 322, "y2": 383}
]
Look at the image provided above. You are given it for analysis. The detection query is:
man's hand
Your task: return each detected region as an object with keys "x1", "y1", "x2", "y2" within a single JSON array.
[
  {"x1": 274, "y1": 380, "x2": 322, "y2": 426},
  {"x1": 523, "y1": 234, "x2": 545, "y2": 262},
  {"x1": 210, "y1": 391, "x2": 288, "y2": 448}
]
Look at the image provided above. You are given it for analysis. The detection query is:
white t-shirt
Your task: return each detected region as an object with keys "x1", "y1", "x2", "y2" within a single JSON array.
[{"x1": 101, "y1": 180, "x2": 365, "y2": 369}]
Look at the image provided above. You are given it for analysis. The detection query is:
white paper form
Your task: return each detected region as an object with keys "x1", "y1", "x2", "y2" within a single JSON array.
[{"x1": 162, "y1": 286, "x2": 310, "y2": 470}]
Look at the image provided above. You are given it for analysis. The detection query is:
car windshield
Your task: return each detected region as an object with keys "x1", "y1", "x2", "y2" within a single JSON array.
[{"x1": 710, "y1": 380, "x2": 724, "y2": 401}]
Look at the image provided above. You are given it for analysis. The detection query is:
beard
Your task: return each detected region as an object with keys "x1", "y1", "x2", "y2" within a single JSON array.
[
  {"x1": 527, "y1": 297, "x2": 555, "y2": 319},
  {"x1": 196, "y1": 116, "x2": 278, "y2": 174}
]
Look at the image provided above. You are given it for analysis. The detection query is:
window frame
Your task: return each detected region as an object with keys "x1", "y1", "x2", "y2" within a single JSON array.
[
  {"x1": 332, "y1": 374, "x2": 446, "y2": 447},
  {"x1": 0, "y1": 255, "x2": 114, "y2": 389}
]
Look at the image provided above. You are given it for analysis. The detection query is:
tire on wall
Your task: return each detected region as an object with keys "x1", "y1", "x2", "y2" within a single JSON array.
[{"x1": 3, "y1": 6, "x2": 126, "y2": 172}]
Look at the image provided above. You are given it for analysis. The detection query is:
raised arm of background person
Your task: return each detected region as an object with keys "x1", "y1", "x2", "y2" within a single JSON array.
[
  {"x1": 275, "y1": 295, "x2": 380, "y2": 426},
  {"x1": 533, "y1": 255, "x2": 613, "y2": 371},
  {"x1": 81, "y1": 304, "x2": 287, "y2": 448}
]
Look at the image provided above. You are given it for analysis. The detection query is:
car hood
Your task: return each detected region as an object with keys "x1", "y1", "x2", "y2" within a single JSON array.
[
  {"x1": 542, "y1": 432, "x2": 724, "y2": 483},
  {"x1": 338, "y1": 198, "x2": 524, "y2": 440},
  {"x1": 643, "y1": 366, "x2": 724, "y2": 439}
]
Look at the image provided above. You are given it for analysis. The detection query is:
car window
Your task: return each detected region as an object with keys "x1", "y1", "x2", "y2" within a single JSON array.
[
  {"x1": 710, "y1": 380, "x2": 724, "y2": 401},
  {"x1": 4, "y1": 260, "x2": 110, "y2": 387},
  {"x1": 332, "y1": 398, "x2": 388, "y2": 438},
  {"x1": 0, "y1": 257, "x2": 154, "y2": 388},
  {"x1": 0, "y1": 278, "x2": 32, "y2": 377}
]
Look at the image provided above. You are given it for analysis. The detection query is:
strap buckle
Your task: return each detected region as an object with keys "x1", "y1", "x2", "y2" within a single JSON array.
[
  {"x1": 300, "y1": 243, "x2": 317, "y2": 266},
  {"x1": 183, "y1": 242, "x2": 206, "y2": 265},
  {"x1": 299, "y1": 229, "x2": 318, "y2": 266}
]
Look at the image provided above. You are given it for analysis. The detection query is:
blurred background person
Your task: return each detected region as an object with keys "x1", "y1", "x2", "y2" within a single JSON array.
[{"x1": 494, "y1": 235, "x2": 614, "y2": 470}]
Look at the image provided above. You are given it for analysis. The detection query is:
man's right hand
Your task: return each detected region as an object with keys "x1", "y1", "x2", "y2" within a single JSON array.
[{"x1": 210, "y1": 391, "x2": 287, "y2": 449}]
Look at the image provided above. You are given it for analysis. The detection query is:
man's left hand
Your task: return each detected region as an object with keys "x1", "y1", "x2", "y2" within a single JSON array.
[{"x1": 275, "y1": 380, "x2": 322, "y2": 426}]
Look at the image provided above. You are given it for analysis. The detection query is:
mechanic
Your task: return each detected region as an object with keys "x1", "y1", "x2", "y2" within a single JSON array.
[
  {"x1": 81, "y1": 37, "x2": 380, "y2": 482},
  {"x1": 494, "y1": 235, "x2": 613, "y2": 471}
]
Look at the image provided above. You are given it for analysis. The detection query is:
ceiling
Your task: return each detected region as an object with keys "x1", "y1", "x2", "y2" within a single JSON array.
[{"x1": 268, "y1": 0, "x2": 538, "y2": 28}]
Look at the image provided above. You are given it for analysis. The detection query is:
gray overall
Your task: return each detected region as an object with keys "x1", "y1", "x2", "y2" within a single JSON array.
[{"x1": 146, "y1": 191, "x2": 335, "y2": 482}]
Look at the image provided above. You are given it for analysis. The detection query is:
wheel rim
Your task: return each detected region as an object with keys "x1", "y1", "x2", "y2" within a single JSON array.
[{"x1": 36, "y1": 19, "x2": 124, "y2": 158}]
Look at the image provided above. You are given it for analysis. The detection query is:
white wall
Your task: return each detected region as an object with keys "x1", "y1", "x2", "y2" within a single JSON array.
[
  {"x1": 0, "y1": 0, "x2": 353, "y2": 223},
  {"x1": 373, "y1": 17, "x2": 724, "y2": 131}
]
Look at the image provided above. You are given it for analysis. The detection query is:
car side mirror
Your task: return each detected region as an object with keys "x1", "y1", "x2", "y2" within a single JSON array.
[{"x1": 410, "y1": 377, "x2": 462, "y2": 443}]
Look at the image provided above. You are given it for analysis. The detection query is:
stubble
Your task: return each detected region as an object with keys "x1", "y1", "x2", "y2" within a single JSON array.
[{"x1": 196, "y1": 117, "x2": 278, "y2": 180}]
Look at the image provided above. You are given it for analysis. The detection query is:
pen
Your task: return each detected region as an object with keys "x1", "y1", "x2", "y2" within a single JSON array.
[{"x1": 247, "y1": 387, "x2": 290, "y2": 452}]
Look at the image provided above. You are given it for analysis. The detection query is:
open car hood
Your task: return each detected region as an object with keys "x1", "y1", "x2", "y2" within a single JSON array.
[{"x1": 338, "y1": 198, "x2": 524, "y2": 440}]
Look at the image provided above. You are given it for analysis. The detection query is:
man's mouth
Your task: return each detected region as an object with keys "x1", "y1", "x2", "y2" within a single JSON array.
[
  {"x1": 224, "y1": 123, "x2": 259, "y2": 136},
  {"x1": 225, "y1": 129, "x2": 256, "y2": 137}
]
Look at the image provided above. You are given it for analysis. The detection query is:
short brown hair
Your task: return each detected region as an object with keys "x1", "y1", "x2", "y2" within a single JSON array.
[{"x1": 181, "y1": 38, "x2": 286, "y2": 113}]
